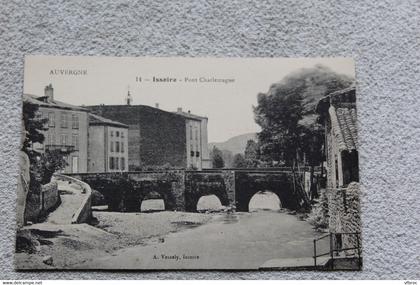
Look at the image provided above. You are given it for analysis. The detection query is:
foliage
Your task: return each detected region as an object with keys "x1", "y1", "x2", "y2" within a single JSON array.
[
  {"x1": 254, "y1": 91, "x2": 304, "y2": 166},
  {"x1": 254, "y1": 64, "x2": 353, "y2": 167},
  {"x1": 35, "y1": 150, "x2": 70, "y2": 184},
  {"x1": 211, "y1": 146, "x2": 225, "y2": 168},
  {"x1": 307, "y1": 190, "x2": 329, "y2": 231},
  {"x1": 22, "y1": 101, "x2": 71, "y2": 188},
  {"x1": 91, "y1": 189, "x2": 106, "y2": 206},
  {"x1": 244, "y1": 139, "x2": 260, "y2": 167},
  {"x1": 22, "y1": 101, "x2": 47, "y2": 156},
  {"x1": 232, "y1": 153, "x2": 246, "y2": 168}
]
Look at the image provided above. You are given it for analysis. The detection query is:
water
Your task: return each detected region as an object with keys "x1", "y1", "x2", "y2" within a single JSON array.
[{"x1": 85, "y1": 211, "x2": 329, "y2": 270}]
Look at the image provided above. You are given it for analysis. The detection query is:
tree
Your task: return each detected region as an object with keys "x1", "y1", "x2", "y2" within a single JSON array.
[
  {"x1": 36, "y1": 149, "x2": 71, "y2": 184},
  {"x1": 232, "y1": 153, "x2": 246, "y2": 168},
  {"x1": 244, "y1": 139, "x2": 259, "y2": 168},
  {"x1": 22, "y1": 101, "x2": 71, "y2": 187},
  {"x1": 254, "y1": 64, "x2": 353, "y2": 167},
  {"x1": 253, "y1": 65, "x2": 354, "y2": 209},
  {"x1": 254, "y1": 90, "x2": 304, "y2": 166},
  {"x1": 22, "y1": 101, "x2": 48, "y2": 161},
  {"x1": 211, "y1": 146, "x2": 225, "y2": 168}
]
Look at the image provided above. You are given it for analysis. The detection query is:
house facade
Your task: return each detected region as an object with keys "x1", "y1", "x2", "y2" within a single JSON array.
[
  {"x1": 86, "y1": 103, "x2": 211, "y2": 171},
  {"x1": 317, "y1": 85, "x2": 361, "y2": 252},
  {"x1": 24, "y1": 84, "x2": 89, "y2": 173},
  {"x1": 317, "y1": 86, "x2": 359, "y2": 189},
  {"x1": 88, "y1": 114, "x2": 129, "y2": 172},
  {"x1": 175, "y1": 108, "x2": 211, "y2": 170}
]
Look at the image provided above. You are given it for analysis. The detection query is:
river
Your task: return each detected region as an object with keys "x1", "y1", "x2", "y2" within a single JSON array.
[{"x1": 83, "y1": 210, "x2": 329, "y2": 270}]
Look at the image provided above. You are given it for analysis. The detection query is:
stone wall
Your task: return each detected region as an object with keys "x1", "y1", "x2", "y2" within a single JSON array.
[
  {"x1": 69, "y1": 171, "x2": 186, "y2": 212},
  {"x1": 40, "y1": 181, "x2": 59, "y2": 212},
  {"x1": 24, "y1": 181, "x2": 60, "y2": 223},
  {"x1": 184, "y1": 171, "x2": 234, "y2": 211},
  {"x1": 326, "y1": 182, "x2": 362, "y2": 253},
  {"x1": 235, "y1": 171, "x2": 302, "y2": 212},
  {"x1": 24, "y1": 191, "x2": 41, "y2": 223},
  {"x1": 67, "y1": 169, "x2": 307, "y2": 213},
  {"x1": 129, "y1": 171, "x2": 185, "y2": 211},
  {"x1": 53, "y1": 174, "x2": 93, "y2": 224}
]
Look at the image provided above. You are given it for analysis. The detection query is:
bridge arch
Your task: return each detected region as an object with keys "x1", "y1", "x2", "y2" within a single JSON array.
[
  {"x1": 248, "y1": 191, "x2": 282, "y2": 212},
  {"x1": 196, "y1": 194, "x2": 223, "y2": 212},
  {"x1": 234, "y1": 172, "x2": 299, "y2": 212},
  {"x1": 138, "y1": 180, "x2": 177, "y2": 211}
]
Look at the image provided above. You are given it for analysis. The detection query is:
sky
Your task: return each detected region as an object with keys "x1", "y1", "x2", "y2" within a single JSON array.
[{"x1": 24, "y1": 56, "x2": 355, "y2": 143}]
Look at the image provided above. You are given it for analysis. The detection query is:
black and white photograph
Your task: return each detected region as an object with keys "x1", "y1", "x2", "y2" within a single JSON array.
[{"x1": 15, "y1": 56, "x2": 361, "y2": 270}]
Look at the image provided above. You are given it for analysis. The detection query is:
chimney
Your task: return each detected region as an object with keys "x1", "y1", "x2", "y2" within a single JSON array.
[
  {"x1": 188, "y1": 110, "x2": 191, "y2": 114},
  {"x1": 155, "y1": 103, "x2": 159, "y2": 109},
  {"x1": 44, "y1": 84, "x2": 54, "y2": 102},
  {"x1": 126, "y1": 90, "x2": 132, "y2": 105},
  {"x1": 177, "y1": 107, "x2": 182, "y2": 113}
]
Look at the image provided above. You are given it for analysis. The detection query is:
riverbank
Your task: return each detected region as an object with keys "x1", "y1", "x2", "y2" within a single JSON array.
[{"x1": 15, "y1": 211, "x2": 212, "y2": 269}]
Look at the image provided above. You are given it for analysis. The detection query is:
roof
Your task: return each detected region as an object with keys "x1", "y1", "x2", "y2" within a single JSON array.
[
  {"x1": 23, "y1": 94, "x2": 88, "y2": 112},
  {"x1": 329, "y1": 106, "x2": 358, "y2": 152},
  {"x1": 88, "y1": 113, "x2": 128, "y2": 128},
  {"x1": 174, "y1": 111, "x2": 207, "y2": 121},
  {"x1": 318, "y1": 86, "x2": 356, "y2": 109}
]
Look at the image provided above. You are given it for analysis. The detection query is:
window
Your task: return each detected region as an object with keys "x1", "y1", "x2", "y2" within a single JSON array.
[
  {"x1": 195, "y1": 129, "x2": 198, "y2": 141},
  {"x1": 110, "y1": 142, "x2": 114, "y2": 152},
  {"x1": 72, "y1": 134, "x2": 79, "y2": 149},
  {"x1": 116, "y1": 131, "x2": 119, "y2": 137},
  {"x1": 110, "y1": 131, "x2": 114, "y2": 137},
  {"x1": 61, "y1": 134, "x2": 68, "y2": 145},
  {"x1": 115, "y1": 157, "x2": 119, "y2": 170},
  {"x1": 191, "y1": 151, "x2": 195, "y2": 157},
  {"x1": 116, "y1": 141, "x2": 120, "y2": 152},
  {"x1": 109, "y1": 157, "x2": 114, "y2": 170},
  {"x1": 190, "y1": 125, "x2": 193, "y2": 140},
  {"x1": 48, "y1": 132, "x2": 55, "y2": 145},
  {"x1": 48, "y1": 112, "x2": 55, "y2": 127},
  {"x1": 121, "y1": 142, "x2": 124, "y2": 153},
  {"x1": 61, "y1": 113, "x2": 68, "y2": 128},
  {"x1": 196, "y1": 151, "x2": 200, "y2": 157},
  {"x1": 71, "y1": 114, "x2": 79, "y2": 129},
  {"x1": 121, "y1": 157, "x2": 125, "y2": 170},
  {"x1": 121, "y1": 132, "x2": 124, "y2": 138}
]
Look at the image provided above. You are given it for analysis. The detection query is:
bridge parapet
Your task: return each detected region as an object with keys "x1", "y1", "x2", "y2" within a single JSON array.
[{"x1": 64, "y1": 169, "x2": 308, "y2": 213}]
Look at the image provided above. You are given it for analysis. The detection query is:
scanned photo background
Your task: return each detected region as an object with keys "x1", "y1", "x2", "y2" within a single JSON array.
[{"x1": 0, "y1": 0, "x2": 419, "y2": 279}]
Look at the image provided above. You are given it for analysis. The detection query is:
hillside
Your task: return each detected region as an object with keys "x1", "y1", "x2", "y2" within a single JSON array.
[{"x1": 209, "y1": 133, "x2": 257, "y2": 155}]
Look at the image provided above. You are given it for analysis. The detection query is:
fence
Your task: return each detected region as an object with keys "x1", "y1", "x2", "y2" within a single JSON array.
[{"x1": 313, "y1": 232, "x2": 362, "y2": 270}]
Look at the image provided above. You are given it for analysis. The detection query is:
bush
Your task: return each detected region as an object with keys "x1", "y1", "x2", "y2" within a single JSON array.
[
  {"x1": 91, "y1": 189, "x2": 106, "y2": 206},
  {"x1": 307, "y1": 189, "x2": 329, "y2": 231}
]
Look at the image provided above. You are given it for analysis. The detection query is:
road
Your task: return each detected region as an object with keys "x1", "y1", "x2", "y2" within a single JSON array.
[
  {"x1": 82, "y1": 210, "x2": 329, "y2": 270},
  {"x1": 46, "y1": 179, "x2": 85, "y2": 224}
]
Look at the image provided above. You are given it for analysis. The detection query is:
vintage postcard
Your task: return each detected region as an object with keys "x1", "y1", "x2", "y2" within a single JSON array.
[{"x1": 16, "y1": 56, "x2": 361, "y2": 270}]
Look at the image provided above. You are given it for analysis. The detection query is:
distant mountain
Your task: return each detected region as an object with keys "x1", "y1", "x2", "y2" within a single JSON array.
[{"x1": 209, "y1": 133, "x2": 257, "y2": 155}]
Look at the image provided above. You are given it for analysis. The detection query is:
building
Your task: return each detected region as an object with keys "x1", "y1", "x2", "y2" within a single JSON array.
[
  {"x1": 87, "y1": 104, "x2": 187, "y2": 170},
  {"x1": 88, "y1": 113, "x2": 129, "y2": 172},
  {"x1": 87, "y1": 102, "x2": 210, "y2": 170},
  {"x1": 23, "y1": 84, "x2": 89, "y2": 173},
  {"x1": 317, "y1": 86, "x2": 361, "y2": 253},
  {"x1": 317, "y1": 86, "x2": 359, "y2": 188},
  {"x1": 175, "y1": 108, "x2": 211, "y2": 169}
]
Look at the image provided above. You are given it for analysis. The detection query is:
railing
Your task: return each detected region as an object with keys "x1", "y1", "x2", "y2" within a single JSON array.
[
  {"x1": 313, "y1": 232, "x2": 362, "y2": 270},
  {"x1": 45, "y1": 144, "x2": 76, "y2": 152},
  {"x1": 53, "y1": 174, "x2": 92, "y2": 224}
]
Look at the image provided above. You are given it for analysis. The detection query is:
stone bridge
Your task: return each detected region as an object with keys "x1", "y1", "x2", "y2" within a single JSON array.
[{"x1": 65, "y1": 169, "x2": 307, "y2": 212}]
